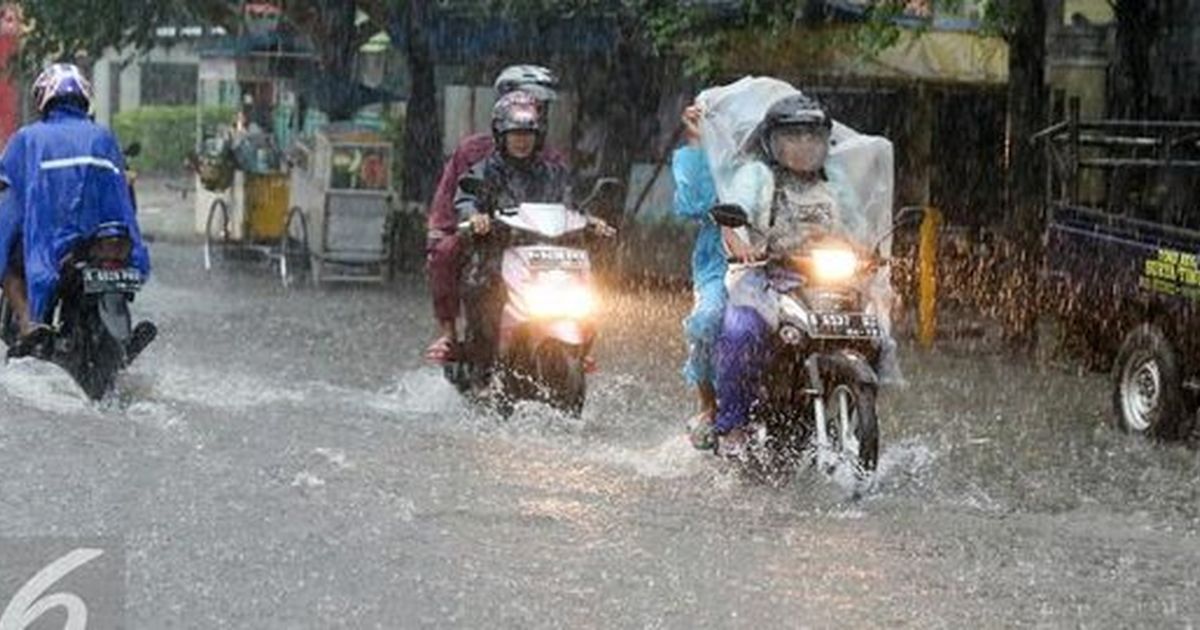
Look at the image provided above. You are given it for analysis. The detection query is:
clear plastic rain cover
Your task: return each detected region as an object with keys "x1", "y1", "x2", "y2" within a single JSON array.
[
  {"x1": 695, "y1": 76, "x2": 896, "y2": 254},
  {"x1": 696, "y1": 76, "x2": 901, "y2": 379}
]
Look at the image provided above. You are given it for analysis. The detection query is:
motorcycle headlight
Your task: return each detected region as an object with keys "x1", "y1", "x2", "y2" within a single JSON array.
[
  {"x1": 525, "y1": 272, "x2": 595, "y2": 319},
  {"x1": 810, "y1": 248, "x2": 858, "y2": 282}
]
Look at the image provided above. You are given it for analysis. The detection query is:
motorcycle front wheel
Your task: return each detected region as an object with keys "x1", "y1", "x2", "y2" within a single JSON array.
[
  {"x1": 824, "y1": 371, "x2": 879, "y2": 473},
  {"x1": 534, "y1": 340, "x2": 586, "y2": 417}
]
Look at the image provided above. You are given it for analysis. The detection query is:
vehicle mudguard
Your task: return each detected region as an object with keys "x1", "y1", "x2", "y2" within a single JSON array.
[
  {"x1": 820, "y1": 350, "x2": 878, "y2": 386},
  {"x1": 97, "y1": 293, "x2": 132, "y2": 344}
]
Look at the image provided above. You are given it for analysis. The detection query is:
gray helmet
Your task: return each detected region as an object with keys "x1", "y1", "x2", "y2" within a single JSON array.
[
  {"x1": 491, "y1": 90, "x2": 546, "y2": 157},
  {"x1": 744, "y1": 94, "x2": 832, "y2": 160},
  {"x1": 494, "y1": 64, "x2": 559, "y2": 102}
]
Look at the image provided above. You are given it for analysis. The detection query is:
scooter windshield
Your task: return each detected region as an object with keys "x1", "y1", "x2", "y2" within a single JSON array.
[{"x1": 498, "y1": 203, "x2": 589, "y2": 239}]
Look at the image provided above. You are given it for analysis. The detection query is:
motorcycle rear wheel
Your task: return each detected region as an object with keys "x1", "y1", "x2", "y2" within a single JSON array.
[
  {"x1": 67, "y1": 308, "x2": 124, "y2": 401},
  {"x1": 74, "y1": 333, "x2": 122, "y2": 400}
]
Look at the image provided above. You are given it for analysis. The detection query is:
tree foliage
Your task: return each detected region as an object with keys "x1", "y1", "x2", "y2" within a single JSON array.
[
  {"x1": 469, "y1": 0, "x2": 808, "y2": 79},
  {"x1": 17, "y1": 0, "x2": 236, "y2": 70},
  {"x1": 16, "y1": 0, "x2": 391, "y2": 74}
]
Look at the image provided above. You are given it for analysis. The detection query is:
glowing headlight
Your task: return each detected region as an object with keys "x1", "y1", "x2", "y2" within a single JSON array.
[
  {"x1": 525, "y1": 273, "x2": 596, "y2": 319},
  {"x1": 810, "y1": 248, "x2": 858, "y2": 282}
]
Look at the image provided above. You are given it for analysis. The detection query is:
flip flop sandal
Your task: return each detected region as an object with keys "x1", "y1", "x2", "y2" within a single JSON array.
[
  {"x1": 716, "y1": 429, "x2": 750, "y2": 459},
  {"x1": 686, "y1": 412, "x2": 717, "y2": 451},
  {"x1": 423, "y1": 336, "x2": 456, "y2": 364}
]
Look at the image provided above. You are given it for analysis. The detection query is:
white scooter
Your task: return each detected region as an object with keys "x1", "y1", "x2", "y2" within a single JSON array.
[{"x1": 447, "y1": 199, "x2": 614, "y2": 417}]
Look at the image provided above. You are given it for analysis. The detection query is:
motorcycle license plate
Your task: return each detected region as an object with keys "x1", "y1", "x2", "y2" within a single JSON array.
[
  {"x1": 524, "y1": 247, "x2": 588, "y2": 270},
  {"x1": 813, "y1": 313, "x2": 880, "y2": 339},
  {"x1": 83, "y1": 267, "x2": 142, "y2": 294}
]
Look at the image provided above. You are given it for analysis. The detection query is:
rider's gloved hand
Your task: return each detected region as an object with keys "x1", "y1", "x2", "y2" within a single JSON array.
[{"x1": 470, "y1": 213, "x2": 492, "y2": 235}]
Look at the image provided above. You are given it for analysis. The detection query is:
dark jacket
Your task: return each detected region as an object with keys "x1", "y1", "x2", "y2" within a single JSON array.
[
  {"x1": 454, "y1": 151, "x2": 571, "y2": 281},
  {"x1": 454, "y1": 152, "x2": 570, "y2": 222}
]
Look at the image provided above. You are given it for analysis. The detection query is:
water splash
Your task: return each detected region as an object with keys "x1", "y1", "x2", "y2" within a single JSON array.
[
  {"x1": 0, "y1": 358, "x2": 95, "y2": 415},
  {"x1": 582, "y1": 432, "x2": 707, "y2": 479},
  {"x1": 152, "y1": 363, "x2": 308, "y2": 409},
  {"x1": 362, "y1": 368, "x2": 467, "y2": 417}
]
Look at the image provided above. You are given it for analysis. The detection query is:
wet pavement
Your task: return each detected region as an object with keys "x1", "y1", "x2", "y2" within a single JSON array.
[{"x1": 2, "y1": 242, "x2": 1199, "y2": 628}]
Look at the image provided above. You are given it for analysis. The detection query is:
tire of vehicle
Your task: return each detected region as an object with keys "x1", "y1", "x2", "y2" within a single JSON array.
[
  {"x1": 1112, "y1": 323, "x2": 1190, "y2": 440},
  {"x1": 73, "y1": 309, "x2": 123, "y2": 400},
  {"x1": 824, "y1": 367, "x2": 880, "y2": 473},
  {"x1": 279, "y1": 207, "x2": 311, "y2": 289},
  {"x1": 0, "y1": 293, "x2": 14, "y2": 347},
  {"x1": 204, "y1": 199, "x2": 230, "y2": 272},
  {"x1": 536, "y1": 341, "x2": 586, "y2": 417}
]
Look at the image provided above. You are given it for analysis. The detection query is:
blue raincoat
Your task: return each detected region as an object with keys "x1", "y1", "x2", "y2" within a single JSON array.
[
  {"x1": 0, "y1": 104, "x2": 149, "y2": 322},
  {"x1": 672, "y1": 146, "x2": 726, "y2": 387}
]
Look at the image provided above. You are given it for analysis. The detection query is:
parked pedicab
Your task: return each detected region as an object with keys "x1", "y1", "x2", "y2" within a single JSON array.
[
  {"x1": 286, "y1": 124, "x2": 396, "y2": 285},
  {"x1": 197, "y1": 131, "x2": 310, "y2": 287}
]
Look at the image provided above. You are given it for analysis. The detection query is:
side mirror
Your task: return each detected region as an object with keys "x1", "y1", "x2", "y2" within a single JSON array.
[
  {"x1": 894, "y1": 206, "x2": 925, "y2": 229},
  {"x1": 580, "y1": 177, "x2": 625, "y2": 222},
  {"x1": 124, "y1": 142, "x2": 142, "y2": 158},
  {"x1": 710, "y1": 203, "x2": 749, "y2": 228},
  {"x1": 592, "y1": 177, "x2": 622, "y2": 200},
  {"x1": 872, "y1": 206, "x2": 928, "y2": 255}
]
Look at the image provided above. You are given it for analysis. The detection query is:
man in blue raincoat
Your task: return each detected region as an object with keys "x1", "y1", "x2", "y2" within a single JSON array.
[{"x1": 0, "y1": 63, "x2": 149, "y2": 356}]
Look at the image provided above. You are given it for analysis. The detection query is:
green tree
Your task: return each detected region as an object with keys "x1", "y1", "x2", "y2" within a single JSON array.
[{"x1": 17, "y1": 0, "x2": 237, "y2": 71}]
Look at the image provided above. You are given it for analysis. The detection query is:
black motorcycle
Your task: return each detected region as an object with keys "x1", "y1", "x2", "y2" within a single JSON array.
[
  {"x1": 1, "y1": 142, "x2": 155, "y2": 399},
  {"x1": 710, "y1": 204, "x2": 919, "y2": 474},
  {"x1": 1, "y1": 221, "x2": 155, "y2": 400}
]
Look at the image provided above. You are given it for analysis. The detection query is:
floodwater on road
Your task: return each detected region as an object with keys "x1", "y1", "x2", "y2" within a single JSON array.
[{"x1": 1, "y1": 243, "x2": 1198, "y2": 628}]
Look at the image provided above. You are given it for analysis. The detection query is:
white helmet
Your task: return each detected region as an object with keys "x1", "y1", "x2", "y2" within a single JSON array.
[{"x1": 494, "y1": 64, "x2": 558, "y2": 102}]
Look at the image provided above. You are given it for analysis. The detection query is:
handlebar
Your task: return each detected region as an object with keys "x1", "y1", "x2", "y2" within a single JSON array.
[
  {"x1": 456, "y1": 215, "x2": 617, "y2": 238},
  {"x1": 725, "y1": 251, "x2": 889, "y2": 271}
]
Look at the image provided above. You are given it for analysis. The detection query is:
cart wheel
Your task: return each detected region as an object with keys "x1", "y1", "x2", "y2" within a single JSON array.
[
  {"x1": 203, "y1": 199, "x2": 231, "y2": 272},
  {"x1": 280, "y1": 207, "x2": 311, "y2": 289}
]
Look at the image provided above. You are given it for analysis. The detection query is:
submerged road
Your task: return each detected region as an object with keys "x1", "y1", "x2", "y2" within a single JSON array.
[{"x1": 1, "y1": 242, "x2": 1198, "y2": 628}]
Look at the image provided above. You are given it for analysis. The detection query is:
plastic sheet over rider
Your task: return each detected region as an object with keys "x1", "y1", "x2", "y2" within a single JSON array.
[{"x1": 695, "y1": 76, "x2": 899, "y2": 376}]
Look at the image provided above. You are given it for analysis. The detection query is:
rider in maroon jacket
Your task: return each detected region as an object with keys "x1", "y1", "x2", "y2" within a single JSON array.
[{"x1": 424, "y1": 65, "x2": 564, "y2": 363}]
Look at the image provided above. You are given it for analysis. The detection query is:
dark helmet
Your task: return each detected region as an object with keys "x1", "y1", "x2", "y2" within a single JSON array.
[
  {"x1": 491, "y1": 91, "x2": 544, "y2": 155},
  {"x1": 745, "y1": 94, "x2": 832, "y2": 162}
]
